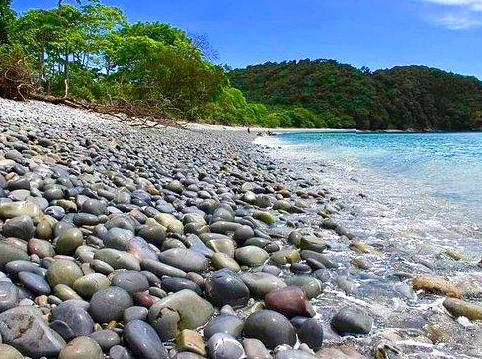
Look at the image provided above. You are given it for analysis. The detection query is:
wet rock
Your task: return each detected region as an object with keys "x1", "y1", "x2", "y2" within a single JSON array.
[
  {"x1": 124, "y1": 320, "x2": 169, "y2": 359},
  {"x1": 112, "y1": 271, "x2": 149, "y2": 294},
  {"x1": 297, "y1": 236, "x2": 327, "y2": 253},
  {"x1": 177, "y1": 329, "x2": 206, "y2": 356},
  {"x1": 3, "y1": 215, "x2": 35, "y2": 240},
  {"x1": 46, "y1": 259, "x2": 84, "y2": 288},
  {"x1": 109, "y1": 345, "x2": 135, "y2": 359},
  {"x1": 284, "y1": 276, "x2": 323, "y2": 299},
  {"x1": 90, "y1": 329, "x2": 121, "y2": 352},
  {"x1": 50, "y1": 301, "x2": 94, "y2": 341},
  {"x1": 240, "y1": 272, "x2": 286, "y2": 298},
  {"x1": 0, "y1": 242, "x2": 29, "y2": 270},
  {"x1": 0, "y1": 201, "x2": 41, "y2": 219},
  {"x1": 270, "y1": 249, "x2": 301, "y2": 266},
  {"x1": 0, "y1": 344, "x2": 24, "y2": 359},
  {"x1": 274, "y1": 350, "x2": 318, "y2": 359},
  {"x1": 148, "y1": 289, "x2": 214, "y2": 334},
  {"x1": 0, "y1": 282, "x2": 19, "y2": 313},
  {"x1": 412, "y1": 276, "x2": 461, "y2": 298},
  {"x1": 141, "y1": 258, "x2": 187, "y2": 278},
  {"x1": 243, "y1": 338, "x2": 272, "y2": 359},
  {"x1": 204, "y1": 314, "x2": 244, "y2": 339},
  {"x1": 211, "y1": 252, "x2": 241, "y2": 272},
  {"x1": 58, "y1": 336, "x2": 103, "y2": 359},
  {"x1": 18, "y1": 271, "x2": 51, "y2": 295},
  {"x1": 89, "y1": 286, "x2": 133, "y2": 324},
  {"x1": 94, "y1": 248, "x2": 140, "y2": 271},
  {"x1": 205, "y1": 269, "x2": 250, "y2": 308},
  {"x1": 443, "y1": 298, "x2": 482, "y2": 321},
  {"x1": 158, "y1": 248, "x2": 209, "y2": 273},
  {"x1": 331, "y1": 306, "x2": 373, "y2": 336},
  {"x1": 244, "y1": 310, "x2": 296, "y2": 349},
  {"x1": 0, "y1": 306, "x2": 66, "y2": 358},
  {"x1": 207, "y1": 333, "x2": 245, "y2": 359},
  {"x1": 124, "y1": 306, "x2": 148, "y2": 322},
  {"x1": 56, "y1": 228, "x2": 84, "y2": 255},
  {"x1": 28, "y1": 238, "x2": 55, "y2": 258},
  {"x1": 73, "y1": 273, "x2": 111, "y2": 298},
  {"x1": 265, "y1": 286, "x2": 315, "y2": 318},
  {"x1": 297, "y1": 318, "x2": 324, "y2": 350}
]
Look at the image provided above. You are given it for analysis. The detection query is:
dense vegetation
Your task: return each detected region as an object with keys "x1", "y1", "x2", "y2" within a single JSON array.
[
  {"x1": 0, "y1": 0, "x2": 266, "y2": 123},
  {"x1": 229, "y1": 60, "x2": 482, "y2": 130},
  {"x1": 1, "y1": 1, "x2": 481, "y2": 129}
]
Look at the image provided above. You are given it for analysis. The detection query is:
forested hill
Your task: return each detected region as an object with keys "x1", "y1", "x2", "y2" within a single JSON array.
[{"x1": 229, "y1": 60, "x2": 482, "y2": 130}]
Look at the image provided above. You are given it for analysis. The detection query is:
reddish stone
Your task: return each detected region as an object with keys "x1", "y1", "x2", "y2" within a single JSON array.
[
  {"x1": 133, "y1": 291, "x2": 154, "y2": 308},
  {"x1": 265, "y1": 286, "x2": 314, "y2": 318}
]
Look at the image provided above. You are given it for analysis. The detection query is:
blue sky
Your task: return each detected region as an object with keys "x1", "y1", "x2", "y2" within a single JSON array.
[{"x1": 12, "y1": 0, "x2": 482, "y2": 78}]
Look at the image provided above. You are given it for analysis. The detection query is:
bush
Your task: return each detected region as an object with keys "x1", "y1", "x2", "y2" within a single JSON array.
[{"x1": 0, "y1": 44, "x2": 35, "y2": 100}]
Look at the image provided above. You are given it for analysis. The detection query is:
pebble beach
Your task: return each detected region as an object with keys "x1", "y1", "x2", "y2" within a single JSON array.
[{"x1": 0, "y1": 98, "x2": 481, "y2": 359}]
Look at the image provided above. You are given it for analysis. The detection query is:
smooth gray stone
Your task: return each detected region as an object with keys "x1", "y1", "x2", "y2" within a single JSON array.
[
  {"x1": 243, "y1": 310, "x2": 296, "y2": 349},
  {"x1": 81, "y1": 198, "x2": 108, "y2": 215},
  {"x1": 158, "y1": 248, "x2": 208, "y2": 273},
  {"x1": 141, "y1": 258, "x2": 187, "y2": 278},
  {"x1": 18, "y1": 271, "x2": 51, "y2": 295},
  {"x1": 50, "y1": 301, "x2": 94, "y2": 341},
  {"x1": 0, "y1": 242, "x2": 29, "y2": 270},
  {"x1": 148, "y1": 289, "x2": 214, "y2": 336},
  {"x1": 273, "y1": 349, "x2": 318, "y2": 359},
  {"x1": 112, "y1": 271, "x2": 149, "y2": 294},
  {"x1": 0, "y1": 282, "x2": 18, "y2": 313},
  {"x1": 104, "y1": 228, "x2": 134, "y2": 250},
  {"x1": 3, "y1": 215, "x2": 35, "y2": 240},
  {"x1": 207, "y1": 333, "x2": 245, "y2": 359},
  {"x1": 243, "y1": 338, "x2": 271, "y2": 359},
  {"x1": 204, "y1": 314, "x2": 244, "y2": 339},
  {"x1": 0, "y1": 306, "x2": 66, "y2": 358},
  {"x1": 90, "y1": 329, "x2": 121, "y2": 352},
  {"x1": 89, "y1": 286, "x2": 133, "y2": 324},
  {"x1": 330, "y1": 306, "x2": 373, "y2": 336},
  {"x1": 124, "y1": 320, "x2": 169, "y2": 359},
  {"x1": 124, "y1": 306, "x2": 148, "y2": 322},
  {"x1": 205, "y1": 270, "x2": 250, "y2": 308},
  {"x1": 240, "y1": 272, "x2": 286, "y2": 298},
  {"x1": 109, "y1": 345, "x2": 135, "y2": 359},
  {"x1": 174, "y1": 352, "x2": 206, "y2": 359},
  {"x1": 5, "y1": 260, "x2": 44, "y2": 277},
  {"x1": 161, "y1": 276, "x2": 201, "y2": 295},
  {"x1": 127, "y1": 236, "x2": 158, "y2": 261},
  {"x1": 297, "y1": 318, "x2": 323, "y2": 350}
]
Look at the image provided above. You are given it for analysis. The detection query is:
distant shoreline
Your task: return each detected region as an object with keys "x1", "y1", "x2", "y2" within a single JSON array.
[{"x1": 188, "y1": 122, "x2": 482, "y2": 135}]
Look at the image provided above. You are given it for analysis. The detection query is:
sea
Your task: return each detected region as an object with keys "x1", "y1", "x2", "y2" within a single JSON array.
[
  {"x1": 258, "y1": 131, "x2": 482, "y2": 259},
  {"x1": 256, "y1": 130, "x2": 482, "y2": 357}
]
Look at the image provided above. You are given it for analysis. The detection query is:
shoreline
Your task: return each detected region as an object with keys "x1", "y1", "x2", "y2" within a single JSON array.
[
  {"x1": 188, "y1": 122, "x2": 482, "y2": 135},
  {"x1": 0, "y1": 98, "x2": 480, "y2": 358}
]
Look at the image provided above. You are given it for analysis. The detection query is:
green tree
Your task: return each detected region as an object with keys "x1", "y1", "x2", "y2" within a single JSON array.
[{"x1": 0, "y1": 0, "x2": 15, "y2": 45}]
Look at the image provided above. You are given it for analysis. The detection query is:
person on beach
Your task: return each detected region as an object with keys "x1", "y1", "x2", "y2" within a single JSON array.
[{"x1": 247, "y1": 127, "x2": 251, "y2": 133}]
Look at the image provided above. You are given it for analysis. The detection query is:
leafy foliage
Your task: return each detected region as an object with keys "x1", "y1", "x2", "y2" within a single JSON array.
[
  {"x1": 229, "y1": 60, "x2": 482, "y2": 130},
  {"x1": 1, "y1": 1, "x2": 481, "y2": 129},
  {"x1": 0, "y1": 0, "x2": 15, "y2": 45}
]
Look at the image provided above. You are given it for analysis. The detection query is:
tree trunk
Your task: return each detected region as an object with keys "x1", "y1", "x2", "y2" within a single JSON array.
[{"x1": 63, "y1": 53, "x2": 69, "y2": 98}]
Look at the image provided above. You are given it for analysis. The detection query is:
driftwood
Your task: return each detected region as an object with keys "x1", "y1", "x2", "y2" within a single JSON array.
[{"x1": 28, "y1": 94, "x2": 187, "y2": 130}]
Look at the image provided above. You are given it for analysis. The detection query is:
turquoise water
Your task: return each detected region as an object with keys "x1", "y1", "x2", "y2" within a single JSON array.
[
  {"x1": 279, "y1": 131, "x2": 482, "y2": 220},
  {"x1": 259, "y1": 131, "x2": 482, "y2": 258}
]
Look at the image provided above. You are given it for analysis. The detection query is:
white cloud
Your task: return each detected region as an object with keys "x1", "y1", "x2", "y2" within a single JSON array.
[
  {"x1": 434, "y1": 12, "x2": 482, "y2": 28},
  {"x1": 419, "y1": 0, "x2": 482, "y2": 11},
  {"x1": 417, "y1": 0, "x2": 482, "y2": 29}
]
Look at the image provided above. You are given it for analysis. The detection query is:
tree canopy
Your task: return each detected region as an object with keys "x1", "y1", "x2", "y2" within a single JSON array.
[
  {"x1": 229, "y1": 60, "x2": 482, "y2": 130},
  {"x1": 1, "y1": 1, "x2": 481, "y2": 130}
]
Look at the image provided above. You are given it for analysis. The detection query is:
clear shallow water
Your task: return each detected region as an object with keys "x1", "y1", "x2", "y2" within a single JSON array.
[
  {"x1": 258, "y1": 131, "x2": 482, "y2": 257},
  {"x1": 258, "y1": 131, "x2": 482, "y2": 357}
]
